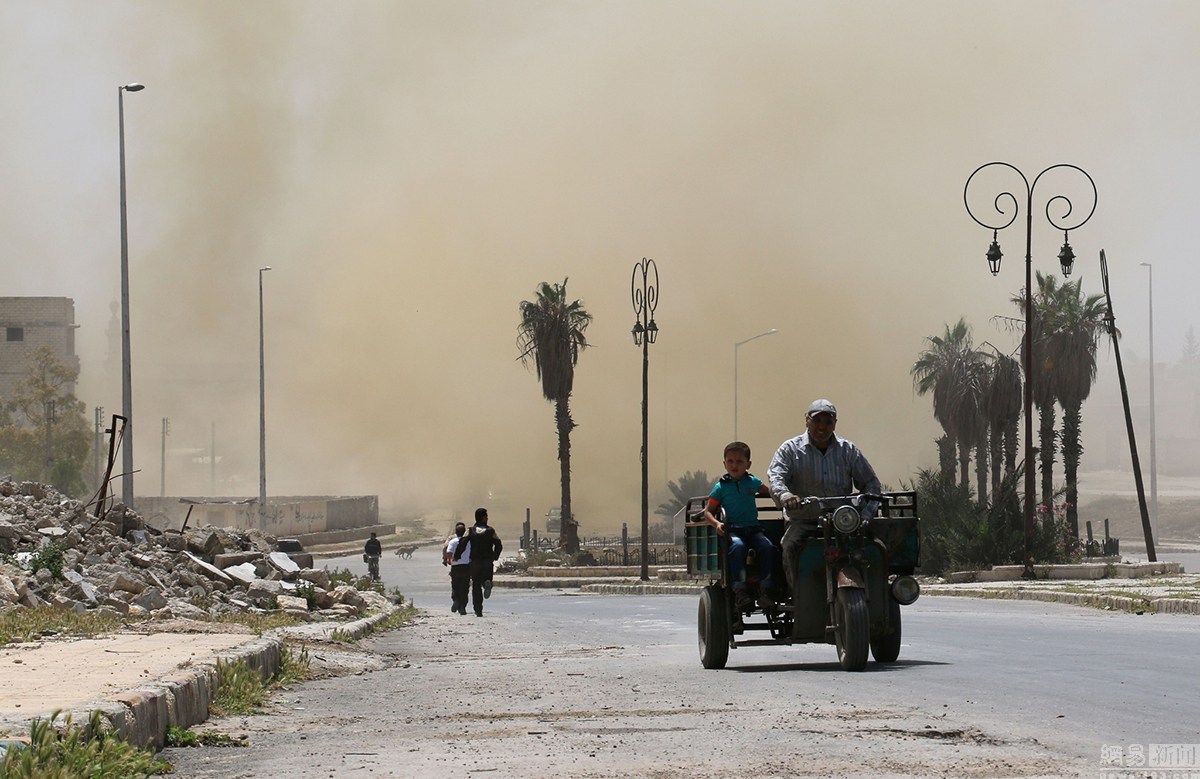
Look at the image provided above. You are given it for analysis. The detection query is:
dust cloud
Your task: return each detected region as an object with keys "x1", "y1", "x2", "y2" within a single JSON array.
[{"x1": 3, "y1": 2, "x2": 1199, "y2": 536}]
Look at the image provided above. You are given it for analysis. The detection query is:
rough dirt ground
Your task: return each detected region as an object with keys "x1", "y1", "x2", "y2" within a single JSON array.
[{"x1": 164, "y1": 606, "x2": 1089, "y2": 779}]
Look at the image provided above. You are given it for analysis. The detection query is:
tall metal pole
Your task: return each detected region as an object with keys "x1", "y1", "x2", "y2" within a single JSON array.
[
  {"x1": 734, "y1": 329, "x2": 777, "y2": 440},
  {"x1": 210, "y1": 422, "x2": 216, "y2": 496},
  {"x1": 94, "y1": 406, "x2": 103, "y2": 491},
  {"x1": 118, "y1": 82, "x2": 144, "y2": 508},
  {"x1": 1139, "y1": 262, "x2": 1158, "y2": 532},
  {"x1": 43, "y1": 400, "x2": 54, "y2": 482},
  {"x1": 259, "y1": 266, "x2": 272, "y2": 529},
  {"x1": 630, "y1": 257, "x2": 659, "y2": 582},
  {"x1": 160, "y1": 417, "x2": 169, "y2": 497},
  {"x1": 965, "y1": 162, "x2": 1097, "y2": 577},
  {"x1": 1102, "y1": 252, "x2": 1156, "y2": 560}
]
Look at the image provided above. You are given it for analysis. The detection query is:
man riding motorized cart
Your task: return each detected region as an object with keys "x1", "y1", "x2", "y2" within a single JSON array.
[{"x1": 685, "y1": 399, "x2": 921, "y2": 671}]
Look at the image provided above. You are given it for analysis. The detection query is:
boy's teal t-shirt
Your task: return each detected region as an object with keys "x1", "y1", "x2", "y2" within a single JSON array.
[{"x1": 708, "y1": 473, "x2": 763, "y2": 528}]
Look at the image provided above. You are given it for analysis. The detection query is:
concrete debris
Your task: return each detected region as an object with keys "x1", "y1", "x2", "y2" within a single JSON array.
[{"x1": 0, "y1": 478, "x2": 387, "y2": 624}]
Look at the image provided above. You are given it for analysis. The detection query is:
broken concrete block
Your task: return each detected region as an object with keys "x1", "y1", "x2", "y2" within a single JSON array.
[
  {"x1": 276, "y1": 594, "x2": 309, "y2": 613},
  {"x1": 224, "y1": 563, "x2": 259, "y2": 586},
  {"x1": 0, "y1": 574, "x2": 18, "y2": 603},
  {"x1": 109, "y1": 572, "x2": 147, "y2": 594},
  {"x1": 213, "y1": 551, "x2": 262, "y2": 569},
  {"x1": 182, "y1": 552, "x2": 233, "y2": 585},
  {"x1": 63, "y1": 570, "x2": 97, "y2": 603},
  {"x1": 298, "y1": 568, "x2": 331, "y2": 589},
  {"x1": 134, "y1": 587, "x2": 169, "y2": 611},
  {"x1": 267, "y1": 552, "x2": 300, "y2": 575}
]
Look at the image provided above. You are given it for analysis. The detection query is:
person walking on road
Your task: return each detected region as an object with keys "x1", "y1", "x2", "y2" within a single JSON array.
[
  {"x1": 443, "y1": 522, "x2": 471, "y2": 615},
  {"x1": 453, "y1": 507, "x2": 503, "y2": 616}
]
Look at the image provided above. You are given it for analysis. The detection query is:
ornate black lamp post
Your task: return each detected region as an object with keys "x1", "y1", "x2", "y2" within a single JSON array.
[
  {"x1": 630, "y1": 257, "x2": 659, "y2": 582},
  {"x1": 964, "y1": 162, "x2": 1097, "y2": 576}
]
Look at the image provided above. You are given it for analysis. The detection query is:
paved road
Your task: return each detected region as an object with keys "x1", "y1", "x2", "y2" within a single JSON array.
[{"x1": 163, "y1": 547, "x2": 1200, "y2": 778}]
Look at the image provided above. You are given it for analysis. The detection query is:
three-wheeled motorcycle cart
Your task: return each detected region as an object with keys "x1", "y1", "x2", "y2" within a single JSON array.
[{"x1": 685, "y1": 491, "x2": 921, "y2": 671}]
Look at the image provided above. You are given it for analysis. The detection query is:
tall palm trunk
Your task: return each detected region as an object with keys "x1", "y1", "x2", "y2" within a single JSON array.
[
  {"x1": 975, "y1": 430, "x2": 988, "y2": 504},
  {"x1": 1003, "y1": 419, "x2": 1018, "y2": 480},
  {"x1": 958, "y1": 441, "x2": 970, "y2": 489},
  {"x1": 937, "y1": 435, "x2": 956, "y2": 482},
  {"x1": 1060, "y1": 399, "x2": 1083, "y2": 538},
  {"x1": 1037, "y1": 400, "x2": 1057, "y2": 510},
  {"x1": 989, "y1": 427, "x2": 1002, "y2": 499},
  {"x1": 555, "y1": 397, "x2": 579, "y2": 554}
]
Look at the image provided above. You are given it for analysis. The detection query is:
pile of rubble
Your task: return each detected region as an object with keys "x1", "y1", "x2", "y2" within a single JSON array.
[{"x1": 0, "y1": 479, "x2": 390, "y2": 623}]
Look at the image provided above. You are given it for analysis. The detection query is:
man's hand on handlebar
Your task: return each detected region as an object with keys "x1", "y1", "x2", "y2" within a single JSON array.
[{"x1": 782, "y1": 494, "x2": 818, "y2": 511}]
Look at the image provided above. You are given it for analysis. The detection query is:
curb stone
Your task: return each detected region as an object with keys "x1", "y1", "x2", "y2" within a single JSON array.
[
  {"x1": 563, "y1": 579, "x2": 1200, "y2": 617},
  {"x1": 923, "y1": 586, "x2": 1200, "y2": 615},
  {"x1": 45, "y1": 606, "x2": 402, "y2": 753}
]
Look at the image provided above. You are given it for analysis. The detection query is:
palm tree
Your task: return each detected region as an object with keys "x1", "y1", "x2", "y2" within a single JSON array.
[
  {"x1": 912, "y1": 318, "x2": 988, "y2": 493},
  {"x1": 1012, "y1": 273, "x2": 1063, "y2": 510},
  {"x1": 1042, "y1": 276, "x2": 1107, "y2": 536},
  {"x1": 656, "y1": 470, "x2": 712, "y2": 520},
  {"x1": 979, "y1": 347, "x2": 1022, "y2": 497},
  {"x1": 517, "y1": 279, "x2": 593, "y2": 554}
]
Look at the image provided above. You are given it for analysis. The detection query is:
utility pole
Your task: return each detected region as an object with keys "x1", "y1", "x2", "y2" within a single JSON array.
[
  {"x1": 210, "y1": 422, "x2": 216, "y2": 496},
  {"x1": 160, "y1": 417, "x2": 170, "y2": 497},
  {"x1": 94, "y1": 406, "x2": 104, "y2": 491},
  {"x1": 43, "y1": 399, "x2": 56, "y2": 483}
]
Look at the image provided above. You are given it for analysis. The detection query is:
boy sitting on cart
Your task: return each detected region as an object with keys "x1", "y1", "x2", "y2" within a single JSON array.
[{"x1": 702, "y1": 441, "x2": 776, "y2": 614}]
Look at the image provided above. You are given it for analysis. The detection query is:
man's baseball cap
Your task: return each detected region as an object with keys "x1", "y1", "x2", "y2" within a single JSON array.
[{"x1": 806, "y1": 399, "x2": 837, "y2": 418}]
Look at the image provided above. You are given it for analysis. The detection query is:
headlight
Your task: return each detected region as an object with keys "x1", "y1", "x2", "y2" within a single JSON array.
[
  {"x1": 830, "y1": 505, "x2": 862, "y2": 534},
  {"x1": 891, "y1": 575, "x2": 920, "y2": 605}
]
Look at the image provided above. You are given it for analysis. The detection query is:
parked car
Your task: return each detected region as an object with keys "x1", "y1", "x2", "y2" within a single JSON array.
[{"x1": 546, "y1": 507, "x2": 562, "y2": 535}]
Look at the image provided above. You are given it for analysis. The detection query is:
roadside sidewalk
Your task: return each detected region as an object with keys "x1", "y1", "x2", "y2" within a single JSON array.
[
  {"x1": 0, "y1": 609, "x2": 397, "y2": 752},
  {"x1": 492, "y1": 561, "x2": 1200, "y2": 615}
]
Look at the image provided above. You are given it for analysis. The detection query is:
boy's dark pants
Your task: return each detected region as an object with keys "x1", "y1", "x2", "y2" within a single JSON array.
[{"x1": 450, "y1": 564, "x2": 471, "y2": 612}]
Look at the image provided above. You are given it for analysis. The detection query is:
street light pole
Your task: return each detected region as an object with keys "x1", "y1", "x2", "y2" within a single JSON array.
[
  {"x1": 118, "y1": 82, "x2": 144, "y2": 508},
  {"x1": 734, "y1": 328, "x2": 777, "y2": 440},
  {"x1": 259, "y1": 266, "x2": 272, "y2": 530},
  {"x1": 630, "y1": 257, "x2": 660, "y2": 582},
  {"x1": 160, "y1": 417, "x2": 169, "y2": 497},
  {"x1": 964, "y1": 161, "x2": 1097, "y2": 577},
  {"x1": 1140, "y1": 262, "x2": 1158, "y2": 532}
]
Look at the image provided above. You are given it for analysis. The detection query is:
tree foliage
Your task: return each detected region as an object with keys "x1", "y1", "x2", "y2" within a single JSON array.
[
  {"x1": 655, "y1": 470, "x2": 711, "y2": 520},
  {"x1": 0, "y1": 346, "x2": 90, "y2": 496},
  {"x1": 517, "y1": 279, "x2": 592, "y2": 554}
]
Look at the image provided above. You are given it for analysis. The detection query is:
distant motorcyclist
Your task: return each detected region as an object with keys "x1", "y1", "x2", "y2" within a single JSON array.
[{"x1": 364, "y1": 532, "x2": 382, "y2": 580}]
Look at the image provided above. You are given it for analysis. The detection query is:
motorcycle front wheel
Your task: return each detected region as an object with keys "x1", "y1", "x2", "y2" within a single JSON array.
[
  {"x1": 834, "y1": 587, "x2": 869, "y2": 671},
  {"x1": 869, "y1": 595, "x2": 902, "y2": 663},
  {"x1": 698, "y1": 585, "x2": 731, "y2": 670}
]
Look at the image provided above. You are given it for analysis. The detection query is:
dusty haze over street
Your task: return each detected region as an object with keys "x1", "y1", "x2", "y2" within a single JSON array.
[{"x1": 4, "y1": 2, "x2": 1198, "y2": 535}]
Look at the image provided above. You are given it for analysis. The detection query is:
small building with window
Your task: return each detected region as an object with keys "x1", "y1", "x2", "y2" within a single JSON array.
[{"x1": 0, "y1": 297, "x2": 79, "y2": 402}]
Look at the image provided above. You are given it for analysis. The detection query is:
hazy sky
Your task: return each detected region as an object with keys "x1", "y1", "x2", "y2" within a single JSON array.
[{"x1": 3, "y1": 1, "x2": 1197, "y2": 534}]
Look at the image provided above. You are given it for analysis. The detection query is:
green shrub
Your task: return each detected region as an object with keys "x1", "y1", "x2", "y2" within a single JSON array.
[
  {"x1": 294, "y1": 582, "x2": 317, "y2": 611},
  {"x1": 275, "y1": 643, "x2": 311, "y2": 686},
  {"x1": 0, "y1": 710, "x2": 170, "y2": 777},
  {"x1": 27, "y1": 540, "x2": 65, "y2": 580},
  {"x1": 0, "y1": 606, "x2": 119, "y2": 646},
  {"x1": 164, "y1": 726, "x2": 242, "y2": 748},
  {"x1": 327, "y1": 567, "x2": 356, "y2": 586},
  {"x1": 913, "y1": 468, "x2": 1082, "y2": 576},
  {"x1": 211, "y1": 658, "x2": 268, "y2": 716}
]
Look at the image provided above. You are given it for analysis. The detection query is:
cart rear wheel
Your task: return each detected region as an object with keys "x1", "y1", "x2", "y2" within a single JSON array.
[
  {"x1": 834, "y1": 587, "x2": 869, "y2": 671},
  {"x1": 870, "y1": 595, "x2": 902, "y2": 663},
  {"x1": 699, "y1": 585, "x2": 730, "y2": 669}
]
